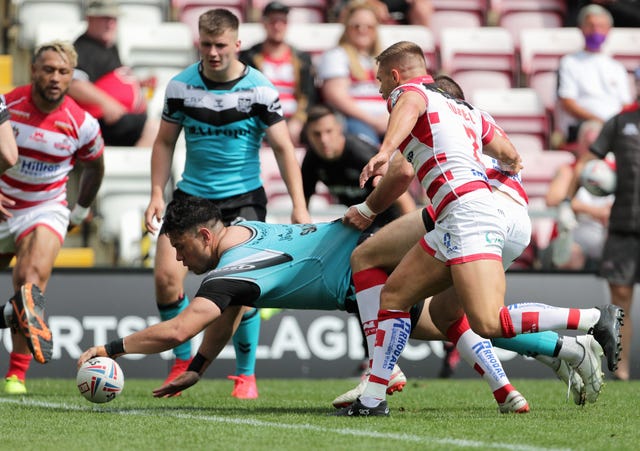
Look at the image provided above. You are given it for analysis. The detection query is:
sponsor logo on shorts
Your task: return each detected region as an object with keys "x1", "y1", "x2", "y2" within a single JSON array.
[
  {"x1": 484, "y1": 231, "x2": 504, "y2": 246},
  {"x1": 443, "y1": 232, "x2": 459, "y2": 254}
]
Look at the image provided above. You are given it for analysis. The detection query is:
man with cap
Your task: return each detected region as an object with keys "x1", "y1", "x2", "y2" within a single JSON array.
[
  {"x1": 68, "y1": 0, "x2": 158, "y2": 147},
  {"x1": 239, "y1": 1, "x2": 317, "y2": 146}
]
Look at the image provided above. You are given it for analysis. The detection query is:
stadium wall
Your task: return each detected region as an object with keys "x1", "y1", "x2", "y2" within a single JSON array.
[{"x1": 1, "y1": 270, "x2": 637, "y2": 380}]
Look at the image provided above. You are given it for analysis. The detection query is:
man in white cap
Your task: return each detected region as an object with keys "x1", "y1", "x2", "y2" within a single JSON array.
[{"x1": 68, "y1": 0, "x2": 157, "y2": 147}]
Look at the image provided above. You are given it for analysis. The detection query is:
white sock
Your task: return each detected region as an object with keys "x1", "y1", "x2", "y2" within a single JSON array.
[{"x1": 361, "y1": 310, "x2": 411, "y2": 406}]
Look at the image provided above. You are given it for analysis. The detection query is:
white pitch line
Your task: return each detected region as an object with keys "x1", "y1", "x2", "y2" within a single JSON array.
[{"x1": 0, "y1": 398, "x2": 571, "y2": 451}]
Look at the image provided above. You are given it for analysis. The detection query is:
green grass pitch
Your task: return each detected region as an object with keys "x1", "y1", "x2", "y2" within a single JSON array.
[{"x1": 0, "y1": 378, "x2": 638, "y2": 450}]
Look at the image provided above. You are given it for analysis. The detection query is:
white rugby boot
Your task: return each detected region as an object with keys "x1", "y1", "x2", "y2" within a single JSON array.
[{"x1": 332, "y1": 364, "x2": 407, "y2": 408}]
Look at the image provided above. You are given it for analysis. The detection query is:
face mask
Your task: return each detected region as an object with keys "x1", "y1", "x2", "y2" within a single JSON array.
[{"x1": 585, "y1": 32, "x2": 607, "y2": 51}]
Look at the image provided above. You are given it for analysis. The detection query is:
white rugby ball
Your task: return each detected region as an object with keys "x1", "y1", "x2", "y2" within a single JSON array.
[
  {"x1": 580, "y1": 159, "x2": 616, "y2": 196},
  {"x1": 77, "y1": 357, "x2": 124, "y2": 403}
]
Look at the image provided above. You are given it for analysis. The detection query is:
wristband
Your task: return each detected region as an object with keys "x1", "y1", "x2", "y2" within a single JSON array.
[
  {"x1": 69, "y1": 204, "x2": 90, "y2": 224},
  {"x1": 187, "y1": 352, "x2": 208, "y2": 374},
  {"x1": 104, "y1": 338, "x2": 126, "y2": 358},
  {"x1": 355, "y1": 201, "x2": 377, "y2": 221}
]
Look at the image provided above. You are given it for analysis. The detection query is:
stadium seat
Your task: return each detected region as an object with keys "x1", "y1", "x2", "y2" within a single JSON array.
[
  {"x1": 439, "y1": 27, "x2": 517, "y2": 88},
  {"x1": 239, "y1": 22, "x2": 343, "y2": 67},
  {"x1": 519, "y1": 149, "x2": 574, "y2": 199},
  {"x1": 603, "y1": 28, "x2": 640, "y2": 74},
  {"x1": 519, "y1": 28, "x2": 583, "y2": 85},
  {"x1": 429, "y1": 10, "x2": 482, "y2": 45},
  {"x1": 506, "y1": 133, "x2": 545, "y2": 155},
  {"x1": 472, "y1": 88, "x2": 549, "y2": 147},
  {"x1": 34, "y1": 21, "x2": 87, "y2": 47},
  {"x1": 96, "y1": 146, "x2": 156, "y2": 265},
  {"x1": 14, "y1": 0, "x2": 84, "y2": 49},
  {"x1": 454, "y1": 70, "x2": 512, "y2": 103},
  {"x1": 498, "y1": 10, "x2": 564, "y2": 48},
  {"x1": 492, "y1": 0, "x2": 566, "y2": 46},
  {"x1": 431, "y1": 0, "x2": 487, "y2": 24},
  {"x1": 379, "y1": 25, "x2": 437, "y2": 72},
  {"x1": 116, "y1": 22, "x2": 195, "y2": 118},
  {"x1": 116, "y1": 0, "x2": 169, "y2": 24}
]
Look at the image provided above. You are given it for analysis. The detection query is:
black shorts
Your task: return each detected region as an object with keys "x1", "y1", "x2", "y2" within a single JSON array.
[
  {"x1": 599, "y1": 232, "x2": 640, "y2": 285},
  {"x1": 173, "y1": 187, "x2": 267, "y2": 226},
  {"x1": 99, "y1": 113, "x2": 147, "y2": 146}
]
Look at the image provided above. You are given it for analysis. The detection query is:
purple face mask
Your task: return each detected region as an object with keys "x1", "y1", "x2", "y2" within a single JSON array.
[{"x1": 585, "y1": 32, "x2": 607, "y2": 51}]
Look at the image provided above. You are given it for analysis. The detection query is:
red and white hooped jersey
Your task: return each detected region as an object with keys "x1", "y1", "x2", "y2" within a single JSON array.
[
  {"x1": 1, "y1": 85, "x2": 104, "y2": 209},
  {"x1": 389, "y1": 76, "x2": 492, "y2": 219},
  {"x1": 260, "y1": 50, "x2": 297, "y2": 118},
  {"x1": 479, "y1": 111, "x2": 529, "y2": 207}
]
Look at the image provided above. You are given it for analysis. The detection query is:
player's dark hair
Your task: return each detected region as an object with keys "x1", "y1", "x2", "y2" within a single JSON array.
[
  {"x1": 199, "y1": 8, "x2": 239, "y2": 35},
  {"x1": 434, "y1": 75, "x2": 465, "y2": 100},
  {"x1": 306, "y1": 104, "x2": 337, "y2": 124},
  {"x1": 161, "y1": 196, "x2": 223, "y2": 236}
]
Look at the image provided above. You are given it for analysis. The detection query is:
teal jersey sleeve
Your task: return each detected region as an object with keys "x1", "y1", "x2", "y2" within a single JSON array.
[{"x1": 197, "y1": 221, "x2": 360, "y2": 310}]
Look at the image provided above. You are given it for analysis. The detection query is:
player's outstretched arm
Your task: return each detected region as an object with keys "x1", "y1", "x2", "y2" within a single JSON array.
[
  {"x1": 153, "y1": 306, "x2": 246, "y2": 396},
  {"x1": 153, "y1": 370, "x2": 200, "y2": 397}
]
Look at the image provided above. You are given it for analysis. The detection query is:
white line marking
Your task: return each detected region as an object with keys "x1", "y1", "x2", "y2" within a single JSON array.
[{"x1": 0, "y1": 398, "x2": 571, "y2": 451}]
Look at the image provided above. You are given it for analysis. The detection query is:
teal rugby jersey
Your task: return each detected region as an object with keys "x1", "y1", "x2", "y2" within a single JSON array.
[
  {"x1": 163, "y1": 63, "x2": 285, "y2": 198},
  {"x1": 196, "y1": 220, "x2": 360, "y2": 310}
]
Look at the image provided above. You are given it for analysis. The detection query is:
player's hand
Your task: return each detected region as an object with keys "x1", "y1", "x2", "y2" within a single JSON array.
[
  {"x1": 290, "y1": 205, "x2": 311, "y2": 224},
  {"x1": 145, "y1": 196, "x2": 165, "y2": 234},
  {"x1": 360, "y1": 152, "x2": 391, "y2": 188},
  {"x1": 152, "y1": 371, "x2": 200, "y2": 398},
  {"x1": 498, "y1": 154, "x2": 523, "y2": 175},
  {"x1": 77, "y1": 346, "x2": 108, "y2": 369},
  {"x1": 0, "y1": 193, "x2": 14, "y2": 222},
  {"x1": 343, "y1": 204, "x2": 375, "y2": 231},
  {"x1": 557, "y1": 198, "x2": 577, "y2": 231}
]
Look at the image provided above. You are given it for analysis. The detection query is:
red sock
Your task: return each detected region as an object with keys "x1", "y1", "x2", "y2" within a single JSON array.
[{"x1": 6, "y1": 352, "x2": 32, "y2": 381}]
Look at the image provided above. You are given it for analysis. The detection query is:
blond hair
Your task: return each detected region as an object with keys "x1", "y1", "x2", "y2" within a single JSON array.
[
  {"x1": 33, "y1": 40, "x2": 78, "y2": 67},
  {"x1": 338, "y1": 0, "x2": 381, "y2": 81}
]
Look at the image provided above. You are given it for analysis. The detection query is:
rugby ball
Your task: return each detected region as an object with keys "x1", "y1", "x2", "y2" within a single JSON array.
[
  {"x1": 580, "y1": 159, "x2": 616, "y2": 196},
  {"x1": 77, "y1": 357, "x2": 124, "y2": 403}
]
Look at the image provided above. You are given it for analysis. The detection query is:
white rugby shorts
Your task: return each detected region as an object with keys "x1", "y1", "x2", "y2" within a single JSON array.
[
  {"x1": 0, "y1": 202, "x2": 69, "y2": 254},
  {"x1": 421, "y1": 192, "x2": 530, "y2": 267}
]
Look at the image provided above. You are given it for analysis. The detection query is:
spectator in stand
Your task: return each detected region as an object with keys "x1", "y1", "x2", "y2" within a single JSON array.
[
  {"x1": 68, "y1": 0, "x2": 158, "y2": 147},
  {"x1": 332, "y1": 0, "x2": 433, "y2": 26},
  {"x1": 542, "y1": 154, "x2": 613, "y2": 271},
  {"x1": 239, "y1": 2, "x2": 317, "y2": 146},
  {"x1": 555, "y1": 4, "x2": 632, "y2": 155},
  {"x1": 301, "y1": 104, "x2": 416, "y2": 237},
  {"x1": 566, "y1": 1, "x2": 640, "y2": 28},
  {"x1": 559, "y1": 67, "x2": 640, "y2": 380},
  {"x1": 317, "y1": 0, "x2": 388, "y2": 147}
]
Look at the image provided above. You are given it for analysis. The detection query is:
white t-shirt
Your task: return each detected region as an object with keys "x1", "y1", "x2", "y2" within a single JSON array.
[
  {"x1": 556, "y1": 50, "x2": 631, "y2": 135},
  {"x1": 317, "y1": 46, "x2": 387, "y2": 117}
]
